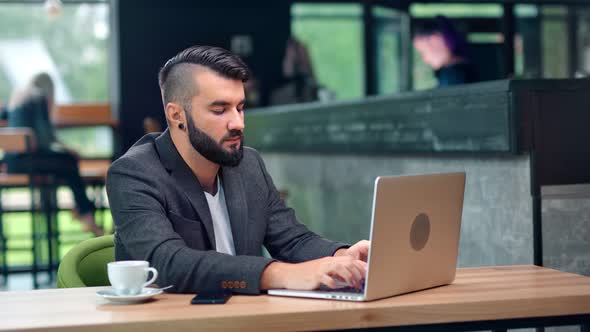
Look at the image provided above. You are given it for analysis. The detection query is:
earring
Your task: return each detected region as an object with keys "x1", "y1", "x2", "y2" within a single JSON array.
[{"x1": 178, "y1": 123, "x2": 185, "y2": 130}]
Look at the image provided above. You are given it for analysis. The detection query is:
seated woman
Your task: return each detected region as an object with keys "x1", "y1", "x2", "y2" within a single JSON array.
[{"x1": 5, "y1": 73, "x2": 104, "y2": 236}]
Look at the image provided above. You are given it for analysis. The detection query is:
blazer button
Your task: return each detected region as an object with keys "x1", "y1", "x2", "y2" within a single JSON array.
[
  {"x1": 240, "y1": 281, "x2": 246, "y2": 289},
  {"x1": 221, "y1": 281, "x2": 228, "y2": 289}
]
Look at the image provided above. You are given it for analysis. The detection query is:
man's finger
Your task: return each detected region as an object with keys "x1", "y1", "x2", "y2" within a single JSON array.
[
  {"x1": 320, "y1": 274, "x2": 337, "y2": 289},
  {"x1": 331, "y1": 264, "x2": 354, "y2": 287},
  {"x1": 353, "y1": 260, "x2": 368, "y2": 280},
  {"x1": 345, "y1": 262, "x2": 364, "y2": 288}
]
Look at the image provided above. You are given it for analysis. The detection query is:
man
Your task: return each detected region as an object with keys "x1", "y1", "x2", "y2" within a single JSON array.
[{"x1": 107, "y1": 45, "x2": 369, "y2": 294}]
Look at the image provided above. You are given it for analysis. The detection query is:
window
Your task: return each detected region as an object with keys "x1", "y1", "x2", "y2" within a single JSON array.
[
  {"x1": 0, "y1": 1, "x2": 110, "y2": 103},
  {"x1": 0, "y1": 1, "x2": 112, "y2": 158},
  {"x1": 374, "y1": 6, "x2": 407, "y2": 94},
  {"x1": 291, "y1": 4, "x2": 365, "y2": 100},
  {"x1": 577, "y1": 8, "x2": 590, "y2": 77},
  {"x1": 541, "y1": 6, "x2": 570, "y2": 78}
]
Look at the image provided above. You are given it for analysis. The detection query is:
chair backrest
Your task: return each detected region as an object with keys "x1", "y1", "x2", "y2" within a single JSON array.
[
  {"x1": 0, "y1": 128, "x2": 36, "y2": 153},
  {"x1": 57, "y1": 235, "x2": 115, "y2": 288},
  {"x1": 52, "y1": 104, "x2": 117, "y2": 127}
]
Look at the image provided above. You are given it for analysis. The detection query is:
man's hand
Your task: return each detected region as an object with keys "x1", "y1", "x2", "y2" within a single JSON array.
[
  {"x1": 334, "y1": 240, "x2": 370, "y2": 262},
  {"x1": 261, "y1": 256, "x2": 367, "y2": 291}
]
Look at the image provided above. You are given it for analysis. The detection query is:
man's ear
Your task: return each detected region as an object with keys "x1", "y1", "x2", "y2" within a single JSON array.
[{"x1": 165, "y1": 102, "x2": 185, "y2": 128}]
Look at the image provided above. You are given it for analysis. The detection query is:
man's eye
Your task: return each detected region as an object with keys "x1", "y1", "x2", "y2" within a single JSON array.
[{"x1": 213, "y1": 109, "x2": 225, "y2": 114}]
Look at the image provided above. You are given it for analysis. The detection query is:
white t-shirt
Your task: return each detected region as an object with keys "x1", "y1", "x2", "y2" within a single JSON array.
[{"x1": 204, "y1": 177, "x2": 236, "y2": 256}]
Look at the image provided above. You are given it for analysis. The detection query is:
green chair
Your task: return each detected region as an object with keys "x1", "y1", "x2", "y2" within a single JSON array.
[{"x1": 57, "y1": 234, "x2": 114, "y2": 288}]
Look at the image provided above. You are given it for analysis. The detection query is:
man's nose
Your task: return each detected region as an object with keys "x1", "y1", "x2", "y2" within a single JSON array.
[{"x1": 228, "y1": 109, "x2": 244, "y2": 131}]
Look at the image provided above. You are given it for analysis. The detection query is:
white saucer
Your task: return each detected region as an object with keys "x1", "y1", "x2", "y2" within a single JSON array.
[{"x1": 96, "y1": 288, "x2": 163, "y2": 303}]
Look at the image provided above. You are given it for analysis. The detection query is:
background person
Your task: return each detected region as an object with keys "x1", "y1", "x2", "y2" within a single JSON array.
[
  {"x1": 270, "y1": 37, "x2": 320, "y2": 105},
  {"x1": 412, "y1": 15, "x2": 478, "y2": 86},
  {"x1": 5, "y1": 73, "x2": 103, "y2": 236}
]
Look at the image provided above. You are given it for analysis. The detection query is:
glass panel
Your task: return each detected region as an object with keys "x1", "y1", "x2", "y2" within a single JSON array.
[
  {"x1": 412, "y1": 48, "x2": 437, "y2": 90},
  {"x1": 410, "y1": 4, "x2": 502, "y2": 18},
  {"x1": 292, "y1": 3, "x2": 361, "y2": 16},
  {"x1": 542, "y1": 6, "x2": 569, "y2": 78},
  {"x1": 0, "y1": 2, "x2": 110, "y2": 103},
  {"x1": 467, "y1": 33, "x2": 503, "y2": 43},
  {"x1": 576, "y1": 7, "x2": 590, "y2": 77},
  {"x1": 515, "y1": 4, "x2": 539, "y2": 18},
  {"x1": 373, "y1": 6, "x2": 405, "y2": 94},
  {"x1": 291, "y1": 3, "x2": 364, "y2": 101},
  {"x1": 515, "y1": 4, "x2": 542, "y2": 78}
]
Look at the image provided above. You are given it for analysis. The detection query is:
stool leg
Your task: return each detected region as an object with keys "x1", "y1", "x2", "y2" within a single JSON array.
[
  {"x1": 95, "y1": 184, "x2": 101, "y2": 227},
  {"x1": 31, "y1": 187, "x2": 39, "y2": 289},
  {"x1": 50, "y1": 187, "x2": 59, "y2": 275},
  {"x1": 0, "y1": 189, "x2": 7, "y2": 286},
  {"x1": 42, "y1": 187, "x2": 54, "y2": 282}
]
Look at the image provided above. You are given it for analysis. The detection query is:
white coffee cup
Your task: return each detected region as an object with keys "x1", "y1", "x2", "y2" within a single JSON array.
[{"x1": 107, "y1": 261, "x2": 158, "y2": 296}]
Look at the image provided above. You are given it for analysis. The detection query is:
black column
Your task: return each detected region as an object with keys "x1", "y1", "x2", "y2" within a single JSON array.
[
  {"x1": 502, "y1": 3, "x2": 516, "y2": 77},
  {"x1": 363, "y1": 0, "x2": 377, "y2": 96}
]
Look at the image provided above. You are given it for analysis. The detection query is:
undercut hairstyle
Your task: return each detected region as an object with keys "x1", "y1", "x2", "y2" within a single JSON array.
[{"x1": 158, "y1": 45, "x2": 250, "y2": 112}]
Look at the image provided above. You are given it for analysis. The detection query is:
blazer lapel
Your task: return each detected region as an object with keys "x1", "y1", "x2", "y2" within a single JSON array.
[
  {"x1": 155, "y1": 130, "x2": 216, "y2": 250},
  {"x1": 220, "y1": 166, "x2": 249, "y2": 256}
]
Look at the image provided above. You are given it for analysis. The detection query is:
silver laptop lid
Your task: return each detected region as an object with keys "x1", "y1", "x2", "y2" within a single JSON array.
[{"x1": 364, "y1": 172, "x2": 465, "y2": 301}]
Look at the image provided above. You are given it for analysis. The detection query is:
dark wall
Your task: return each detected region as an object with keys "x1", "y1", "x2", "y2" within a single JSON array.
[{"x1": 115, "y1": 0, "x2": 291, "y2": 153}]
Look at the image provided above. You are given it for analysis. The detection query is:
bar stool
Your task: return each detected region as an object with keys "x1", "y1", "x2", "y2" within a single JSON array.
[{"x1": 0, "y1": 128, "x2": 57, "y2": 288}]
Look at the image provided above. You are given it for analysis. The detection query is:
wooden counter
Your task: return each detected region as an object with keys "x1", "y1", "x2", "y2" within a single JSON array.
[{"x1": 1, "y1": 266, "x2": 589, "y2": 332}]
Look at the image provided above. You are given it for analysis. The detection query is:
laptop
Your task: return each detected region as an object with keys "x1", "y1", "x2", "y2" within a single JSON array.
[{"x1": 268, "y1": 172, "x2": 466, "y2": 302}]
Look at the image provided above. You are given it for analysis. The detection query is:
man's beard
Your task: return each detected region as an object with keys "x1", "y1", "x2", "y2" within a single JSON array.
[{"x1": 186, "y1": 112, "x2": 244, "y2": 167}]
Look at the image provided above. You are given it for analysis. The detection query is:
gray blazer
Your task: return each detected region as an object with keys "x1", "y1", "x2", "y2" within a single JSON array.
[{"x1": 106, "y1": 130, "x2": 346, "y2": 294}]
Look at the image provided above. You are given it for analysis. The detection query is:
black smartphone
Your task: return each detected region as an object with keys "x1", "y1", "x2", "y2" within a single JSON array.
[{"x1": 190, "y1": 291, "x2": 232, "y2": 304}]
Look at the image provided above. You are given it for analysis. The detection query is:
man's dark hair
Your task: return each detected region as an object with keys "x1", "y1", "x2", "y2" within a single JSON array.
[
  {"x1": 413, "y1": 15, "x2": 469, "y2": 58},
  {"x1": 158, "y1": 45, "x2": 250, "y2": 111}
]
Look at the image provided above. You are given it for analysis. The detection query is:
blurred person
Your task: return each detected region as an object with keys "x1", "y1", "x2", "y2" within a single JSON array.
[
  {"x1": 412, "y1": 15, "x2": 478, "y2": 86},
  {"x1": 107, "y1": 45, "x2": 369, "y2": 294},
  {"x1": 143, "y1": 116, "x2": 163, "y2": 134},
  {"x1": 270, "y1": 37, "x2": 320, "y2": 105},
  {"x1": 243, "y1": 75, "x2": 261, "y2": 107},
  {"x1": 5, "y1": 73, "x2": 103, "y2": 236}
]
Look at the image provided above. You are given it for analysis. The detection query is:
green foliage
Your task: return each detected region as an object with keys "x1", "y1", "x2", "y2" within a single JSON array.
[
  {"x1": 2, "y1": 210, "x2": 113, "y2": 266},
  {"x1": 55, "y1": 126, "x2": 113, "y2": 158}
]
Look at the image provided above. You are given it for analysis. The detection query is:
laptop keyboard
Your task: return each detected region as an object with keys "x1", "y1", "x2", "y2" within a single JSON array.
[
  {"x1": 318, "y1": 280, "x2": 365, "y2": 293},
  {"x1": 325, "y1": 286, "x2": 364, "y2": 293}
]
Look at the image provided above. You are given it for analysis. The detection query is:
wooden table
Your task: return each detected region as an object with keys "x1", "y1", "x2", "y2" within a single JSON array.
[{"x1": 1, "y1": 266, "x2": 590, "y2": 332}]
